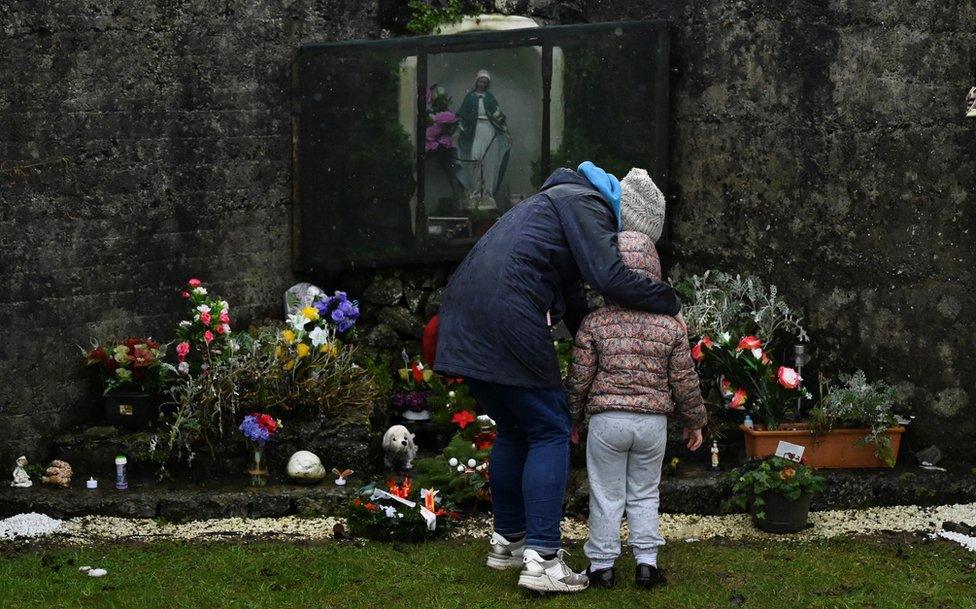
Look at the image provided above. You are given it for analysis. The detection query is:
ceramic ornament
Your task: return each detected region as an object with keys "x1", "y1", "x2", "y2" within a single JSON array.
[
  {"x1": 287, "y1": 451, "x2": 327, "y2": 483},
  {"x1": 10, "y1": 456, "x2": 32, "y2": 488},
  {"x1": 332, "y1": 468, "x2": 354, "y2": 486},
  {"x1": 41, "y1": 460, "x2": 72, "y2": 488}
]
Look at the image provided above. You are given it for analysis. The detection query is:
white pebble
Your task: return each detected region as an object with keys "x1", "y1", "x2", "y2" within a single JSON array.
[
  {"x1": 0, "y1": 513, "x2": 63, "y2": 540},
  {"x1": 87, "y1": 568, "x2": 108, "y2": 577}
]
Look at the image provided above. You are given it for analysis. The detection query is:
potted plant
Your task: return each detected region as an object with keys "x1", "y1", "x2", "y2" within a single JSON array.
[
  {"x1": 84, "y1": 337, "x2": 172, "y2": 429},
  {"x1": 394, "y1": 353, "x2": 434, "y2": 421},
  {"x1": 729, "y1": 456, "x2": 825, "y2": 533}
]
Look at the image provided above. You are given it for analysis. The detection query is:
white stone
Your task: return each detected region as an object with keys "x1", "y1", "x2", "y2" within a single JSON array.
[
  {"x1": 87, "y1": 568, "x2": 108, "y2": 577},
  {"x1": 0, "y1": 512, "x2": 62, "y2": 540},
  {"x1": 286, "y1": 451, "x2": 326, "y2": 483}
]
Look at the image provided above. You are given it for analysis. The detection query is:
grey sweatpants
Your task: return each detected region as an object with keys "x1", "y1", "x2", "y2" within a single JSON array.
[{"x1": 584, "y1": 411, "x2": 668, "y2": 566}]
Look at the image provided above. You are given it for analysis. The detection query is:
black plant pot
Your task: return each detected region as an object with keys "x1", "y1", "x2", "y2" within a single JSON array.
[
  {"x1": 750, "y1": 491, "x2": 812, "y2": 534},
  {"x1": 103, "y1": 390, "x2": 156, "y2": 430}
]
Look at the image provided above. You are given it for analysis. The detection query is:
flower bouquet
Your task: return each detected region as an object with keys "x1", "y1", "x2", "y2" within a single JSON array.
[
  {"x1": 239, "y1": 413, "x2": 281, "y2": 486},
  {"x1": 347, "y1": 477, "x2": 454, "y2": 542},
  {"x1": 393, "y1": 352, "x2": 434, "y2": 421},
  {"x1": 692, "y1": 333, "x2": 809, "y2": 429},
  {"x1": 84, "y1": 337, "x2": 173, "y2": 428},
  {"x1": 310, "y1": 290, "x2": 361, "y2": 336},
  {"x1": 175, "y1": 278, "x2": 236, "y2": 376}
]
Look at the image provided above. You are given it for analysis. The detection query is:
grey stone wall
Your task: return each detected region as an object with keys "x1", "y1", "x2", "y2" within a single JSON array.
[{"x1": 2, "y1": 0, "x2": 975, "y2": 466}]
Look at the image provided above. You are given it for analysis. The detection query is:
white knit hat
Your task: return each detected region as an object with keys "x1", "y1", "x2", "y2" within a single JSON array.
[{"x1": 620, "y1": 168, "x2": 666, "y2": 242}]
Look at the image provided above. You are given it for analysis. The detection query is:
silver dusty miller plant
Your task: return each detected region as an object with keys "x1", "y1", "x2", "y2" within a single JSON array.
[
  {"x1": 810, "y1": 371, "x2": 901, "y2": 465},
  {"x1": 682, "y1": 270, "x2": 809, "y2": 346}
]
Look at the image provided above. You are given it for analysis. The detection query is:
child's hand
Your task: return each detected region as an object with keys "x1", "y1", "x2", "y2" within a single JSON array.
[{"x1": 683, "y1": 428, "x2": 703, "y2": 451}]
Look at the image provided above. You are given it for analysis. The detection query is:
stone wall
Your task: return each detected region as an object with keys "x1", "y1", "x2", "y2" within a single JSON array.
[{"x1": 2, "y1": 0, "x2": 975, "y2": 466}]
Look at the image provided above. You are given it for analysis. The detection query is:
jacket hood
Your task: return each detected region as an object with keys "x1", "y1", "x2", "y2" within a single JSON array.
[
  {"x1": 617, "y1": 231, "x2": 661, "y2": 281},
  {"x1": 541, "y1": 167, "x2": 620, "y2": 223}
]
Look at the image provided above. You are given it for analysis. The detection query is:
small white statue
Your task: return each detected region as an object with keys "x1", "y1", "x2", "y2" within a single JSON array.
[
  {"x1": 382, "y1": 424, "x2": 417, "y2": 471},
  {"x1": 710, "y1": 440, "x2": 720, "y2": 470},
  {"x1": 286, "y1": 450, "x2": 326, "y2": 483},
  {"x1": 11, "y1": 456, "x2": 32, "y2": 488}
]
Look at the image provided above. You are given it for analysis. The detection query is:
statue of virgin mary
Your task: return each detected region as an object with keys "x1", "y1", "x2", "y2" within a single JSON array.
[{"x1": 457, "y1": 69, "x2": 510, "y2": 209}]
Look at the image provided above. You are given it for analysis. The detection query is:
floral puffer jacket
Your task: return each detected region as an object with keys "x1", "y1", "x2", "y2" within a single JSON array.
[{"x1": 565, "y1": 231, "x2": 707, "y2": 430}]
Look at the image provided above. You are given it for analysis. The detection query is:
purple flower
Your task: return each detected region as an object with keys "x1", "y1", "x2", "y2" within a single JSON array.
[
  {"x1": 433, "y1": 111, "x2": 457, "y2": 125},
  {"x1": 333, "y1": 291, "x2": 348, "y2": 303},
  {"x1": 338, "y1": 300, "x2": 354, "y2": 314},
  {"x1": 331, "y1": 309, "x2": 345, "y2": 322},
  {"x1": 314, "y1": 299, "x2": 331, "y2": 316},
  {"x1": 347, "y1": 305, "x2": 360, "y2": 320},
  {"x1": 392, "y1": 390, "x2": 431, "y2": 412},
  {"x1": 337, "y1": 318, "x2": 355, "y2": 333},
  {"x1": 240, "y1": 415, "x2": 271, "y2": 446}
]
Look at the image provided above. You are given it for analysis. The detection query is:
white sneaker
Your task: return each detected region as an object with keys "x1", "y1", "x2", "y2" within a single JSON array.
[
  {"x1": 518, "y1": 549, "x2": 589, "y2": 593},
  {"x1": 486, "y1": 532, "x2": 524, "y2": 570}
]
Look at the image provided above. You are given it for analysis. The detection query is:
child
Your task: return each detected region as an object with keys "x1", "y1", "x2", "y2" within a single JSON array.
[{"x1": 565, "y1": 230, "x2": 707, "y2": 590}]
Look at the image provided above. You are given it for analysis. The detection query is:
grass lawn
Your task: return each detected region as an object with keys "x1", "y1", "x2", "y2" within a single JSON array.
[{"x1": 2, "y1": 535, "x2": 975, "y2": 609}]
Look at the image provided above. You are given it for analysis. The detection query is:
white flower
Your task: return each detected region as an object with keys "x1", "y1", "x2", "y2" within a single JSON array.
[
  {"x1": 382, "y1": 506, "x2": 397, "y2": 518},
  {"x1": 229, "y1": 339, "x2": 240, "y2": 352},
  {"x1": 308, "y1": 287, "x2": 321, "y2": 297},
  {"x1": 196, "y1": 304, "x2": 211, "y2": 314},
  {"x1": 220, "y1": 300, "x2": 229, "y2": 312},
  {"x1": 179, "y1": 320, "x2": 191, "y2": 328},
  {"x1": 720, "y1": 331, "x2": 731, "y2": 343},
  {"x1": 287, "y1": 313, "x2": 307, "y2": 331},
  {"x1": 308, "y1": 327, "x2": 330, "y2": 348},
  {"x1": 752, "y1": 348, "x2": 763, "y2": 359},
  {"x1": 221, "y1": 324, "x2": 231, "y2": 335},
  {"x1": 178, "y1": 361, "x2": 190, "y2": 374},
  {"x1": 193, "y1": 287, "x2": 207, "y2": 295}
]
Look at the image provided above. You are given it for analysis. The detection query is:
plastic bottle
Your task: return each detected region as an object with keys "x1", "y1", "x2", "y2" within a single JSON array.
[
  {"x1": 743, "y1": 415, "x2": 754, "y2": 430},
  {"x1": 115, "y1": 455, "x2": 128, "y2": 490}
]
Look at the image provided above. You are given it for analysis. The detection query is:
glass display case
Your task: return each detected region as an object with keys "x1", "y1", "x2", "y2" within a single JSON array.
[{"x1": 293, "y1": 21, "x2": 669, "y2": 273}]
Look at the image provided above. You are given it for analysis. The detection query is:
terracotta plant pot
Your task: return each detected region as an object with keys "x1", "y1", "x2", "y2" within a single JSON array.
[
  {"x1": 751, "y1": 491, "x2": 812, "y2": 533},
  {"x1": 103, "y1": 390, "x2": 156, "y2": 430},
  {"x1": 740, "y1": 423, "x2": 905, "y2": 468}
]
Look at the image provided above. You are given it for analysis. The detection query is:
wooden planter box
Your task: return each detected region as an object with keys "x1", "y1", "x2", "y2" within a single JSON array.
[{"x1": 740, "y1": 423, "x2": 906, "y2": 468}]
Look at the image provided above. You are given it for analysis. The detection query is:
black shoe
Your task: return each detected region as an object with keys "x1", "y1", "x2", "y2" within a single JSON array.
[
  {"x1": 635, "y1": 564, "x2": 667, "y2": 589},
  {"x1": 586, "y1": 566, "x2": 615, "y2": 589}
]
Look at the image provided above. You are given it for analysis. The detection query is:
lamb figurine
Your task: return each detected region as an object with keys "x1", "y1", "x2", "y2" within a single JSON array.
[{"x1": 382, "y1": 424, "x2": 417, "y2": 471}]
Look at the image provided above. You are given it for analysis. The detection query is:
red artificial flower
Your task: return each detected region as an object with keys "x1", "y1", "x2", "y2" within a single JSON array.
[
  {"x1": 736, "y1": 336, "x2": 762, "y2": 351},
  {"x1": 257, "y1": 414, "x2": 278, "y2": 434},
  {"x1": 363, "y1": 502, "x2": 377, "y2": 511},
  {"x1": 130, "y1": 347, "x2": 154, "y2": 368},
  {"x1": 730, "y1": 388, "x2": 748, "y2": 410},
  {"x1": 451, "y1": 410, "x2": 476, "y2": 430},
  {"x1": 145, "y1": 338, "x2": 160, "y2": 349},
  {"x1": 182, "y1": 291, "x2": 190, "y2": 299},
  {"x1": 219, "y1": 311, "x2": 231, "y2": 324},
  {"x1": 387, "y1": 477, "x2": 412, "y2": 499},
  {"x1": 761, "y1": 351, "x2": 771, "y2": 365},
  {"x1": 215, "y1": 324, "x2": 225, "y2": 334},
  {"x1": 473, "y1": 431, "x2": 496, "y2": 451},
  {"x1": 721, "y1": 378, "x2": 733, "y2": 397},
  {"x1": 411, "y1": 362, "x2": 424, "y2": 383},
  {"x1": 203, "y1": 330, "x2": 214, "y2": 344},
  {"x1": 777, "y1": 366, "x2": 802, "y2": 390},
  {"x1": 353, "y1": 498, "x2": 362, "y2": 507},
  {"x1": 188, "y1": 278, "x2": 202, "y2": 288},
  {"x1": 87, "y1": 346, "x2": 109, "y2": 364},
  {"x1": 123, "y1": 337, "x2": 143, "y2": 349},
  {"x1": 691, "y1": 336, "x2": 713, "y2": 363},
  {"x1": 200, "y1": 312, "x2": 212, "y2": 326}
]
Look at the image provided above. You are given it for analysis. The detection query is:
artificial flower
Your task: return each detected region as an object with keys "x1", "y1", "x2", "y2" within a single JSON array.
[
  {"x1": 113, "y1": 345, "x2": 130, "y2": 364},
  {"x1": 215, "y1": 324, "x2": 225, "y2": 334},
  {"x1": 296, "y1": 343, "x2": 311, "y2": 358},
  {"x1": 411, "y1": 361, "x2": 425, "y2": 382},
  {"x1": 203, "y1": 330, "x2": 214, "y2": 344},
  {"x1": 115, "y1": 368, "x2": 132, "y2": 381},
  {"x1": 188, "y1": 278, "x2": 202, "y2": 288},
  {"x1": 737, "y1": 336, "x2": 762, "y2": 352},
  {"x1": 777, "y1": 366, "x2": 802, "y2": 390},
  {"x1": 719, "y1": 331, "x2": 732, "y2": 344},
  {"x1": 179, "y1": 320, "x2": 192, "y2": 328},
  {"x1": 473, "y1": 431, "x2": 497, "y2": 450},
  {"x1": 320, "y1": 342, "x2": 339, "y2": 357},
  {"x1": 196, "y1": 304, "x2": 211, "y2": 314},
  {"x1": 219, "y1": 311, "x2": 231, "y2": 324},
  {"x1": 751, "y1": 347, "x2": 763, "y2": 360},
  {"x1": 308, "y1": 327, "x2": 329, "y2": 348},
  {"x1": 199, "y1": 312, "x2": 212, "y2": 326},
  {"x1": 730, "y1": 388, "x2": 748, "y2": 409},
  {"x1": 177, "y1": 361, "x2": 190, "y2": 374},
  {"x1": 283, "y1": 359, "x2": 296, "y2": 371},
  {"x1": 287, "y1": 312, "x2": 307, "y2": 332},
  {"x1": 302, "y1": 306, "x2": 319, "y2": 321},
  {"x1": 330, "y1": 309, "x2": 344, "y2": 322},
  {"x1": 433, "y1": 111, "x2": 457, "y2": 125},
  {"x1": 281, "y1": 329, "x2": 297, "y2": 344},
  {"x1": 452, "y1": 410, "x2": 476, "y2": 429},
  {"x1": 691, "y1": 336, "x2": 714, "y2": 362},
  {"x1": 721, "y1": 378, "x2": 734, "y2": 397},
  {"x1": 182, "y1": 291, "x2": 190, "y2": 299},
  {"x1": 780, "y1": 467, "x2": 796, "y2": 480},
  {"x1": 193, "y1": 286, "x2": 207, "y2": 295}
]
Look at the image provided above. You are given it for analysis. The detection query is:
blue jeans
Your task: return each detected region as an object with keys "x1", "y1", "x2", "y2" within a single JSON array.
[{"x1": 467, "y1": 379, "x2": 571, "y2": 554}]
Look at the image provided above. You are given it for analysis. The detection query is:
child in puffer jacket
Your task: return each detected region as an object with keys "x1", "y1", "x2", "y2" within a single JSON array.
[{"x1": 565, "y1": 231, "x2": 707, "y2": 590}]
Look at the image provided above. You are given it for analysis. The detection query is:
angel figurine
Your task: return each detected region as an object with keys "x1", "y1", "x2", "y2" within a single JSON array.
[
  {"x1": 11, "y1": 456, "x2": 32, "y2": 488},
  {"x1": 332, "y1": 468, "x2": 354, "y2": 486}
]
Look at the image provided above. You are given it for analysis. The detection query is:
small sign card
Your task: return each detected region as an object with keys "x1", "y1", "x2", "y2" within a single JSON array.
[{"x1": 774, "y1": 441, "x2": 805, "y2": 462}]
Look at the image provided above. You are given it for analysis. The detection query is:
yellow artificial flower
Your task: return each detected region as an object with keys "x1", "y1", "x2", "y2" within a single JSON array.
[
  {"x1": 283, "y1": 359, "x2": 296, "y2": 371},
  {"x1": 302, "y1": 306, "x2": 320, "y2": 321},
  {"x1": 281, "y1": 329, "x2": 297, "y2": 344},
  {"x1": 319, "y1": 341, "x2": 339, "y2": 357},
  {"x1": 113, "y1": 345, "x2": 130, "y2": 364},
  {"x1": 296, "y1": 343, "x2": 311, "y2": 358},
  {"x1": 274, "y1": 345, "x2": 284, "y2": 359}
]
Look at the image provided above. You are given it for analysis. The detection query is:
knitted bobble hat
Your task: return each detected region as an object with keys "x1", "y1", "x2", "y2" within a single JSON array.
[{"x1": 620, "y1": 168, "x2": 666, "y2": 242}]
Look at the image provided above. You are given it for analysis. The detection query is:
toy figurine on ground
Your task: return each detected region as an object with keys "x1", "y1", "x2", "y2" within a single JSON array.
[
  {"x1": 10, "y1": 456, "x2": 32, "y2": 488},
  {"x1": 41, "y1": 460, "x2": 73, "y2": 488},
  {"x1": 382, "y1": 424, "x2": 417, "y2": 471},
  {"x1": 332, "y1": 468, "x2": 354, "y2": 486}
]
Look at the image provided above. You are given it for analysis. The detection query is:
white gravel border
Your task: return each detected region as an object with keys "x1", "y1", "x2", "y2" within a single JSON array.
[{"x1": 0, "y1": 502, "x2": 965, "y2": 546}]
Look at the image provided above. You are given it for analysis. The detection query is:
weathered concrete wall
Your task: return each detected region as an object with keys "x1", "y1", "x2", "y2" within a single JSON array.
[{"x1": 2, "y1": 0, "x2": 975, "y2": 465}]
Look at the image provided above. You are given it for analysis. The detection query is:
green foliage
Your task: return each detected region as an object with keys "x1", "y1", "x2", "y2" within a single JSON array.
[
  {"x1": 360, "y1": 353, "x2": 394, "y2": 405},
  {"x1": 680, "y1": 270, "x2": 809, "y2": 347},
  {"x1": 411, "y1": 433, "x2": 491, "y2": 508},
  {"x1": 406, "y1": 0, "x2": 466, "y2": 35},
  {"x1": 728, "y1": 457, "x2": 825, "y2": 517},
  {"x1": 809, "y1": 371, "x2": 903, "y2": 466}
]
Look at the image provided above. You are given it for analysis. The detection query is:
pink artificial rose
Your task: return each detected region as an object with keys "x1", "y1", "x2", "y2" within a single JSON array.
[
  {"x1": 200, "y1": 312, "x2": 212, "y2": 326},
  {"x1": 215, "y1": 324, "x2": 225, "y2": 334},
  {"x1": 203, "y1": 330, "x2": 214, "y2": 344},
  {"x1": 175, "y1": 341, "x2": 190, "y2": 361},
  {"x1": 182, "y1": 291, "x2": 190, "y2": 299},
  {"x1": 736, "y1": 336, "x2": 762, "y2": 351},
  {"x1": 777, "y1": 366, "x2": 802, "y2": 390},
  {"x1": 219, "y1": 311, "x2": 230, "y2": 324},
  {"x1": 188, "y1": 278, "x2": 202, "y2": 288},
  {"x1": 433, "y1": 111, "x2": 456, "y2": 125},
  {"x1": 730, "y1": 388, "x2": 748, "y2": 410}
]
